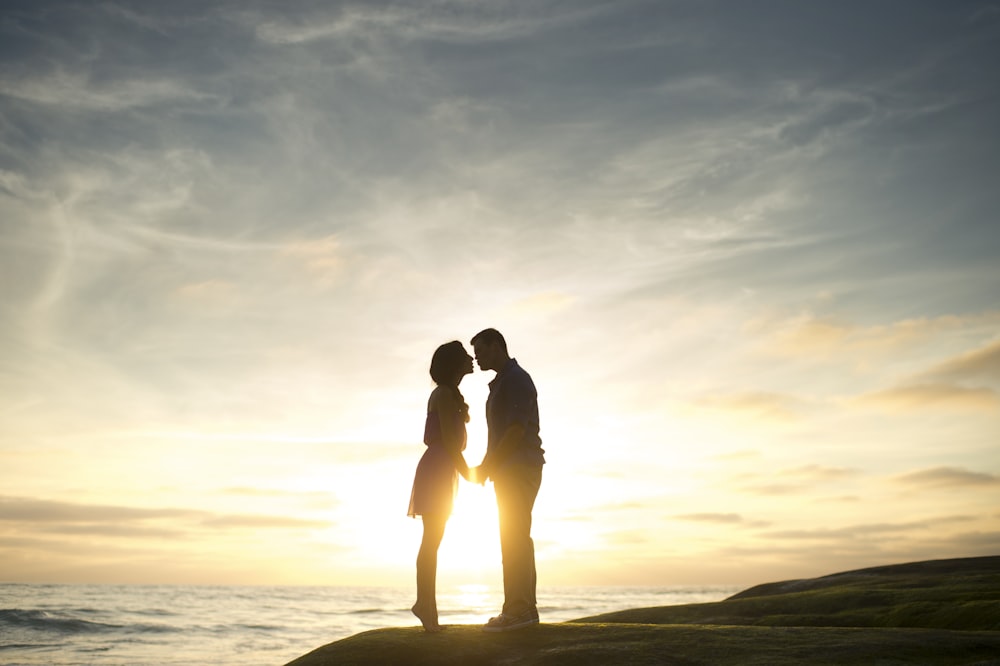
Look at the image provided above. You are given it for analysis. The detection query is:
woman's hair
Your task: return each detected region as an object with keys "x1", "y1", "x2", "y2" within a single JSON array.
[{"x1": 430, "y1": 341, "x2": 470, "y2": 422}]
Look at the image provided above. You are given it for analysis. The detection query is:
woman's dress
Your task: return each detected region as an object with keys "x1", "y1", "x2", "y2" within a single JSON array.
[{"x1": 407, "y1": 409, "x2": 466, "y2": 518}]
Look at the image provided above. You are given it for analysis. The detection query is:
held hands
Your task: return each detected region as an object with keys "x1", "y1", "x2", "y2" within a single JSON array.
[
  {"x1": 468, "y1": 465, "x2": 489, "y2": 485},
  {"x1": 457, "y1": 459, "x2": 488, "y2": 485}
]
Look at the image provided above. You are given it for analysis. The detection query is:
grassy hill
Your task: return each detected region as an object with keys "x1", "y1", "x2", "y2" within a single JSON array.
[{"x1": 286, "y1": 555, "x2": 1000, "y2": 665}]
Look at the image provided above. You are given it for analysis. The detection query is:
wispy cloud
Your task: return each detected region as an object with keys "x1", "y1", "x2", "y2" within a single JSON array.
[
  {"x1": 0, "y1": 497, "x2": 200, "y2": 523},
  {"x1": 672, "y1": 513, "x2": 771, "y2": 528},
  {"x1": 857, "y1": 384, "x2": 1000, "y2": 412},
  {"x1": 0, "y1": 70, "x2": 216, "y2": 111},
  {"x1": 674, "y1": 513, "x2": 743, "y2": 524},
  {"x1": 200, "y1": 515, "x2": 329, "y2": 529},
  {"x1": 920, "y1": 338, "x2": 1000, "y2": 384},
  {"x1": 734, "y1": 465, "x2": 861, "y2": 496},
  {"x1": 780, "y1": 465, "x2": 860, "y2": 482},
  {"x1": 893, "y1": 467, "x2": 1000, "y2": 489},
  {"x1": 761, "y1": 515, "x2": 977, "y2": 541},
  {"x1": 690, "y1": 391, "x2": 805, "y2": 422},
  {"x1": 847, "y1": 335, "x2": 1000, "y2": 413},
  {"x1": 752, "y1": 312, "x2": 1000, "y2": 360},
  {"x1": 249, "y1": 4, "x2": 597, "y2": 46},
  {"x1": 0, "y1": 496, "x2": 333, "y2": 535},
  {"x1": 737, "y1": 483, "x2": 806, "y2": 497}
]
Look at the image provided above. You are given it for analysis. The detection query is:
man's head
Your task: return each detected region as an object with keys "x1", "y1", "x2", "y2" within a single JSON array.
[{"x1": 471, "y1": 328, "x2": 509, "y2": 372}]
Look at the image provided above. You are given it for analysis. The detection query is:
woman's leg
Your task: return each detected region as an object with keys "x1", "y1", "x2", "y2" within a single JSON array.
[{"x1": 414, "y1": 513, "x2": 447, "y2": 631}]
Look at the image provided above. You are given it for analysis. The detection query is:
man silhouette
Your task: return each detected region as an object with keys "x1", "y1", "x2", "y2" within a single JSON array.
[{"x1": 470, "y1": 328, "x2": 545, "y2": 632}]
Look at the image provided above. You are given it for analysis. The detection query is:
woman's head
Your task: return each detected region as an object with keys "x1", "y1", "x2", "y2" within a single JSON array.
[{"x1": 430, "y1": 341, "x2": 473, "y2": 387}]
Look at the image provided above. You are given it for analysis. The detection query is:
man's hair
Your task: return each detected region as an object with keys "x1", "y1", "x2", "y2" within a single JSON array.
[{"x1": 471, "y1": 328, "x2": 508, "y2": 355}]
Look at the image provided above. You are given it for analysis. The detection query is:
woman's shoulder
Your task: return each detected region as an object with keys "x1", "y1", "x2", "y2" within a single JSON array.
[{"x1": 428, "y1": 385, "x2": 457, "y2": 410}]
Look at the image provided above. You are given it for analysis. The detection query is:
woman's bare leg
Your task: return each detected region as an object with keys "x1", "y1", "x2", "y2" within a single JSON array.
[{"x1": 414, "y1": 513, "x2": 447, "y2": 631}]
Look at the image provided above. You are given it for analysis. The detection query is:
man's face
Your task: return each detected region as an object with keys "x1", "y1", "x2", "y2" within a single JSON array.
[{"x1": 472, "y1": 341, "x2": 497, "y2": 372}]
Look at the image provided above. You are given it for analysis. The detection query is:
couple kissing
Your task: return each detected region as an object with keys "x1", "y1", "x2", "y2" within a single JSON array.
[{"x1": 407, "y1": 328, "x2": 545, "y2": 633}]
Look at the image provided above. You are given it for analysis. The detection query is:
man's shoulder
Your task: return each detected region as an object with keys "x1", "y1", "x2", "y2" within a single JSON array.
[{"x1": 501, "y1": 359, "x2": 536, "y2": 391}]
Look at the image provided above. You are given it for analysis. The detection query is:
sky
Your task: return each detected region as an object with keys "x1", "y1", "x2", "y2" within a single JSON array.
[{"x1": 1, "y1": 1, "x2": 998, "y2": 590}]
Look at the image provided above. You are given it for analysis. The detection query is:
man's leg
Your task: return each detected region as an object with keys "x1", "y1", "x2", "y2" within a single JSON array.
[{"x1": 495, "y1": 465, "x2": 542, "y2": 617}]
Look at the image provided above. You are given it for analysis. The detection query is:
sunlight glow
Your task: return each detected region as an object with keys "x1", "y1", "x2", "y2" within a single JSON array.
[{"x1": 436, "y1": 482, "x2": 501, "y2": 585}]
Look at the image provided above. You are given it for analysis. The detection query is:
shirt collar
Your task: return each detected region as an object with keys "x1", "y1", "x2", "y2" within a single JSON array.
[{"x1": 489, "y1": 358, "x2": 517, "y2": 389}]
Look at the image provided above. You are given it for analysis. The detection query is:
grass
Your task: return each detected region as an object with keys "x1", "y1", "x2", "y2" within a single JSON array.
[{"x1": 286, "y1": 555, "x2": 1000, "y2": 665}]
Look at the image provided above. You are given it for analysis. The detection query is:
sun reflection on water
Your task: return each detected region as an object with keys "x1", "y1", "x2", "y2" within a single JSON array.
[{"x1": 438, "y1": 583, "x2": 501, "y2": 624}]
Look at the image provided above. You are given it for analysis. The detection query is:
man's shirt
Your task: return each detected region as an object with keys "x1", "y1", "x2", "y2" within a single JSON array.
[{"x1": 486, "y1": 358, "x2": 545, "y2": 468}]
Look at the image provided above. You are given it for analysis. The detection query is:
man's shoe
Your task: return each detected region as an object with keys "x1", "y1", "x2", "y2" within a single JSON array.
[{"x1": 482, "y1": 609, "x2": 539, "y2": 633}]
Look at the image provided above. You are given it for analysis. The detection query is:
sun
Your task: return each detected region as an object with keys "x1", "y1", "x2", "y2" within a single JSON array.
[{"x1": 320, "y1": 460, "x2": 506, "y2": 587}]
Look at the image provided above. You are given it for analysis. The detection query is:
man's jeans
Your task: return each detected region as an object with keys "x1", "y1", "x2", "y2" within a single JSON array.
[{"x1": 493, "y1": 464, "x2": 543, "y2": 616}]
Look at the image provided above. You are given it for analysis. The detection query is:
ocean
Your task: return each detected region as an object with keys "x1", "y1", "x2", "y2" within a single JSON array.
[{"x1": 0, "y1": 583, "x2": 741, "y2": 665}]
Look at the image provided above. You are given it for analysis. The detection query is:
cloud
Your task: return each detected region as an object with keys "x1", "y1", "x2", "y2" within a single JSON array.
[
  {"x1": 200, "y1": 515, "x2": 329, "y2": 529},
  {"x1": 250, "y1": 4, "x2": 570, "y2": 46},
  {"x1": 738, "y1": 483, "x2": 805, "y2": 496},
  {"x1": 672, "y1": 513, "x2": 770, "y2": 528},
  {"x1": 949, "y1": 531, "x2": 1000, "y2": 549},
  {"x1": 734, "y1": 465, "x2": 860, "y2": 496},
  {"x1": 921, "y1": 338, "x2": 1000, "y2": 384},
  {"x1": 761, "y1": 515, "x2": 977, "y2": 541},
  {"x1": 0, "y1": 535, "x2": 160, "y2": 558},
  {"x1": 0, "y1": 496, "x2": 333, "y2": 535},
  {"x1": 34, "y1": 524, "x2": 185, "y2": 539},
  {"x1": 816, "y1": 495, "x2": 862, "y2": 504},
  {"x1": 223, "y1": 486, "x2": 336, "y2": 500},
  {"x1": 849, "y1": 337, "x2": 1000, "y2": 414},
  {"x1": 779, "y1": 465, "x2": 860, "y2": 481},
  {"x1": 857, "y1": 384, "x2": 1000, "y2": 412},
  {"x1": 893, "y1": 467, "x2": 1000, "y2": 489},
  {"x1": 0, "y1": 497, "x2": 199, "y2": 522},
  {"x1": 674, "y1": 512, "x2": 743, "y2": 524},
  {"x1": 753, "y1": 312, "x2": 1000, "y2": 360},
  {"x1": 252, "y1": 6, "x2": 404, "y2": 45},
  {"x1": 1, "y1": 71, "x2": 216, "y2": 111},
  {"x1": 691, "y1": 391, "x2": 804, "y2": 422},
  {"x1": 279, "y1": 235, "x2": 345, "y2": 287}
]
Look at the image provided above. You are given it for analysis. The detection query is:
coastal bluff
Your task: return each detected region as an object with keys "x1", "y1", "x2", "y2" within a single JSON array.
[{"x1": 287, "y1": 556, "x2": 1000, "y2": 665}]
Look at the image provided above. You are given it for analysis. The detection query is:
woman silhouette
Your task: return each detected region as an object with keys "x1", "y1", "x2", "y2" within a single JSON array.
[{"x1": 407, "y1": 341, "x2": 473, "y2": 631}]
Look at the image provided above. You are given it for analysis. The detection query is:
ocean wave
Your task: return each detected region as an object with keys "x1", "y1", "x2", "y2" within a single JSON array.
[
  {"x1": 348, "y1": 608, "x2": 392, "y2": 615},
  {"x1": 0, "y1": 609, "x2": 119, "y2": 634},
  {"x1": 0, "y1": 609, "x2": 182, "y2": 636},
  {"x1": 0, "y1": 642, "x2": 59, "y2": 650}
]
